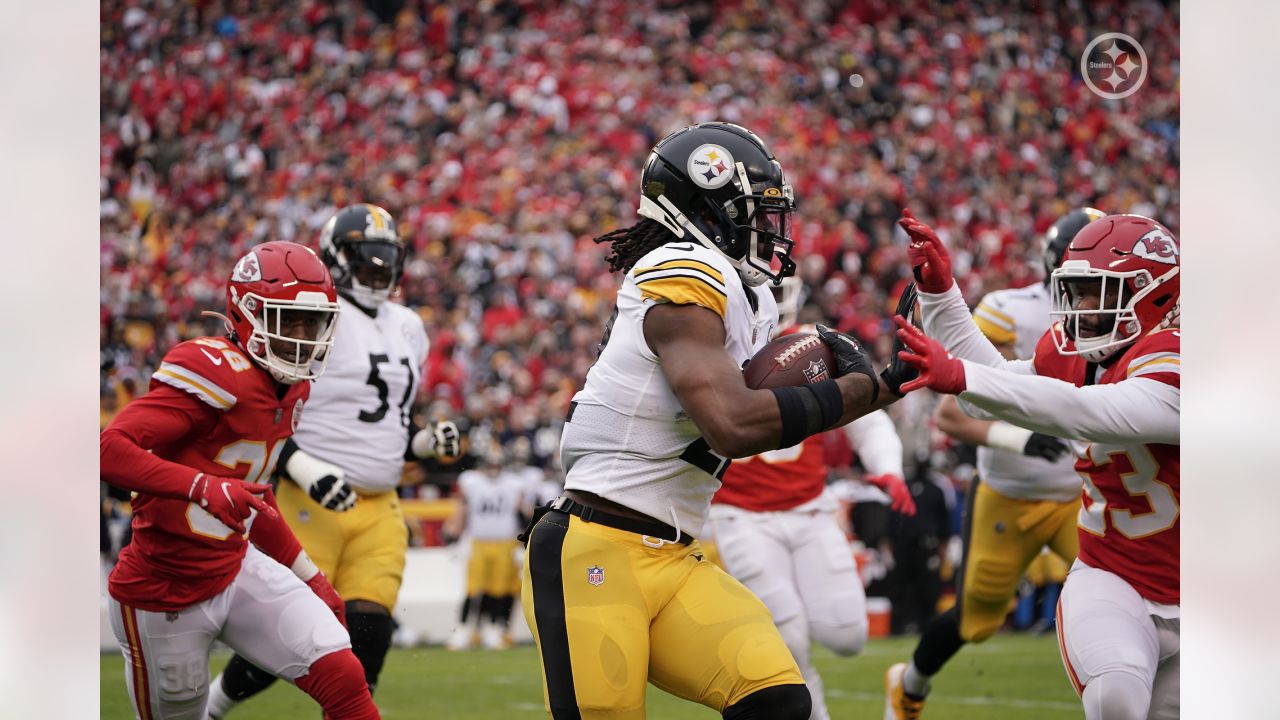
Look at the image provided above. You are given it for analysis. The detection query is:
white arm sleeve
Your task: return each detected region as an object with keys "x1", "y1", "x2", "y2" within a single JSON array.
[
  {"x1": 919, "y1": 285, "x2": 1017, "y2": 370},
  {"x1": 960, "y1": 361, "x2": 1180, "y2": 445},
  {"x1": 844, "y1": 410, "x2": 904, "y2": 477}
]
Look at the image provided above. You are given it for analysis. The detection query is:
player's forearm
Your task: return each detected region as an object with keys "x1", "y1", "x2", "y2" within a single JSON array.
[
  {"x1": 960, "y1": 362, "x2": 1180, "y2": 444},
  {"x1": 248, "y1": 489, "x2": 304, "y2": 567},
  {"x1": 919, "y1": 285, "x2": 1016, "y2": 370},
  {"x1": 935, "y1": 396, "x2": 995, "y2": 446},
  {"x1": 99, "y1": 427, "x2": 203, "y2": 500}
]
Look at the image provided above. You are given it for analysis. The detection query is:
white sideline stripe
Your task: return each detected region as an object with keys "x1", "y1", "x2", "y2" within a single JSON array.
[{"x1": 826, "y1": 689, "x2": 1080, "y2": 713}]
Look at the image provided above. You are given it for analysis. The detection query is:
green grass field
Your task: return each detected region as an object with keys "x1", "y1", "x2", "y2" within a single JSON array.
[{"x1": 101, "y1": 633, "x2": 1081, "y2": 718}]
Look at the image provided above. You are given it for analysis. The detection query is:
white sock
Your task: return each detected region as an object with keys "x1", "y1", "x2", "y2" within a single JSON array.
[
  {"x1": 205, "y1": 672, "x2": 236, "y2": 718},
  {"x1": 902, "y1": 661, "x2": 931, "y2": 697}
]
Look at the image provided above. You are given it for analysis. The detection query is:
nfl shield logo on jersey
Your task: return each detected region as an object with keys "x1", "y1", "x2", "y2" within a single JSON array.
[{"x1": 587, "y1": 565, "x2": 605, "y2": 586}]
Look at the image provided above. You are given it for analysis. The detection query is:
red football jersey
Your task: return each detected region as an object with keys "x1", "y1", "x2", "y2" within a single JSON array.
[
  {"x1": 714, "y1": 434, "x2": 826, "y2": 511},
  {"x1": 1033, "y1": 326, "x2": 1180, "y2": 604},
  {"x1": 103, "y1": 337, "x2": 309, "y2": 612}
]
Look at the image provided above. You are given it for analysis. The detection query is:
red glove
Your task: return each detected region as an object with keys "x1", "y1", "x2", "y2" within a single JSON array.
[
  {"x1": 893, "y1": 316, "x2": 968, "y2": 394},
  {"x1": 865, "y1": 473, "x2": 916, "y2": 516},
  {"x1": 306, "y1": 571, "x2": 347, "y2": 628},
  {"x1": 188, "y1": 473, "x2": 274, "y2": 535},
  {"x1": 899, "y1": 209, "x2": 954, "y2": 293}
]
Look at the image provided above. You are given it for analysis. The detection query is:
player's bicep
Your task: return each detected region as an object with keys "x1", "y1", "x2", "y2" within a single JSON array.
[{"x1": 643, "y1": 303, "x2": 777, "y2": 456}]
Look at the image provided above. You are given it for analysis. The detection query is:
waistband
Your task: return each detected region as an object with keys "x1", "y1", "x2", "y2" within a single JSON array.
[{"x1": 549, "y1": 495, "x2": 694, "y2": 546}]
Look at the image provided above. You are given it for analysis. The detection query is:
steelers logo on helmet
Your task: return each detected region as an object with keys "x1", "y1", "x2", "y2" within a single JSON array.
[{"x1": 687, "y1": 144, "x2": 736, "y2": 189}]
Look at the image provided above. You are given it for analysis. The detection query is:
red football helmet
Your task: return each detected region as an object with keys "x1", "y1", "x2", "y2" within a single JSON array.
[
  {"x1": 222, "y1": 241, "x2": 341, "y2": 384},
  {"x1": 1049, "y1": 214, "x2": 1179, "y2": 363}
]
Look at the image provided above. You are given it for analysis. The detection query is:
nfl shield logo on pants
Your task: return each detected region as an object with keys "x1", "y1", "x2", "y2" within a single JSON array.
[{"x1": 587, "y1": 565, "x2": 605, "y2": 586}]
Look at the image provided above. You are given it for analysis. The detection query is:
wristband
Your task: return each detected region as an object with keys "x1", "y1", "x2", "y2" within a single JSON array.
[
  {"x1": 283, "y1": 447, "x2": 343, "y2": 489},
  {"x1": 770, "y1": 380, "x2": 844, "y2": 450},
  {"x1": 290, "y1": 550, "x2": 320, "y2": 582},
  {"x1": 985, "y1": 421, "x2": 1033, "y2": 454},
  {"x1": 410, "y1": 427, "x2": 435, "y2": 459}
]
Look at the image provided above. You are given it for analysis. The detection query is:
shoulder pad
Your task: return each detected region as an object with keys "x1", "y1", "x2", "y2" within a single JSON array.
[
  {"x1": 152, "y1": 338, "x2": 251, "y2": 410},
  {"x1": 631, "y1": 243, "x2": 732, "y2": 318}
]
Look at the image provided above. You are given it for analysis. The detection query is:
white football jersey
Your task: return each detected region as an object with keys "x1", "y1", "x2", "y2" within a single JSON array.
[
  {"x1": 970, "y1": 283, "x2": 1079, "y2": 501},
  {"x1": 291, "y1": 296, "x2": 428, "y2": 494},
  {"x1": 561, "y1": 241, "x2": 776, "y2": 534},
  {"x1": 458, "y1": 469, "x2": 526, "y2": 541}
]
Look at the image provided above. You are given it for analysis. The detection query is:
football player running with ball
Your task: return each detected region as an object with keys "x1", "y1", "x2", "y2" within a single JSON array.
[
  {"x1": 100, "y1": 242, "x2": 380, "y2": 719},
  {"x1": 208, "y1": 205, "x2": 461, "y2": 717},
  {"x1": 889, "y1": 210, "x2": 1180, "y2": 720},
  {"x1": 884, "y1": 208, "x2": 1104, "y2": 719},
  {"x1": 519, "y1": 122, "x2": 918, "y2": 720}
]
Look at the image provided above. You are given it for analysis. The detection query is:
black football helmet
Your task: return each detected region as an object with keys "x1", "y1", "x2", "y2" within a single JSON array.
[
  {"x1": 318, "y1": 203, "x2": 405, "y2": 310},
  {"x1": 637, "y1": 122, "x2": 796, "y2": 287},
  {"x1": 1042, "y1": 207, "x2": 1105, "y2": 283}
]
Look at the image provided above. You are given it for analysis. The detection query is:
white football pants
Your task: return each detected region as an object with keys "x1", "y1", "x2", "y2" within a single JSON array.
[
  {"x1": 108, "y1": 546, "x2": 350, "y2": 720},
  {"x1": 710, "y1": 504, "x2": 868, "y2": 720},
  {"x1": 1057, "y1": 560, "x2": 1179, "y2": 720}
]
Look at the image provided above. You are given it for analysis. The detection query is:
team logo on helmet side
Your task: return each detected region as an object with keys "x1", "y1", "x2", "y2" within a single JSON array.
[
  {"x1": 688, "y1": 144, "x2": 735, "y2": 189},
  {"x1": 1132, "y1": 227, "x2": 1178, "y2": 265},
  {"x1": 232, "y1": 253, "x2": 262, "y2": 283}
]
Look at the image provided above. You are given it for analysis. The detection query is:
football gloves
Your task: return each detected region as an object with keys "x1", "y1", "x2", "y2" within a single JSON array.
[
  {"x1": 306, "y1": 571, "x2": 347, "y2": 628},
  {"x1": 893, "y1": 315, "x2": 968, "y2": 395},
  {"x1": 284, "y1": 447, "x2": 356, "y2": 512},
  {"x1": 187, "y1": 473, "x2": 273, "y2": 535},
  {"x1": 815, "y1": 323, "x2": 878, "y2": 403},
  {"x1": 1024, "y1": 432, "x2": 1071, "y2": 462},
  {"x1": 899, "y1": 209, "x2": 954, "y2": 293},
  {"x1": 865, "y1": 473, "x2": 917, "y2": 516},
  {"x1": 986, "y1": 421, "x2": 1071, "y2": 462},
  {"x1": 880, "y1": 282, "x2": 920, "y2": 397},
  {"x1": 411, "y1": 421, "x2": 463, "y2": 460}
]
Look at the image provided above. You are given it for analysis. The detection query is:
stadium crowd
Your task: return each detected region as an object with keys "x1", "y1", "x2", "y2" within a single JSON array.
[{"x1": 99, "y1": 0, "x2": 1179, "y2": 516}]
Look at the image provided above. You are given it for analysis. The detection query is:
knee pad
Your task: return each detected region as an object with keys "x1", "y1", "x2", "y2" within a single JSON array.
[
  {"x1": 295, "y1": 650, "x2": 380, "y2": 720},
  {"x1": 722, "y1": 683, "x2": 812, "y2": 720},
  {"x1": 346, "y1": 608, "x2": 394, "y2": 692},
  {"x1": 218, "y1": 653, "x2": 279, "y2": 700},
  {"x1": 813, "y1": 618, "x2": 867, "y2": 657},
  {"x1": 1082, "y1": 670, "x2": 1151, "y2": 720}
]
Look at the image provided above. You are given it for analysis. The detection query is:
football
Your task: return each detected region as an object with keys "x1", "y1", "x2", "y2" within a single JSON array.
[{"x1": 742, "y1": 333, "x2": 836, "y2": 389}]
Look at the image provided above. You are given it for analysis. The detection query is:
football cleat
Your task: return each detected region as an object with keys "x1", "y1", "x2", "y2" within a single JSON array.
[{"x1": 884, "y1": 662, "x2": 926, "y2": 720}]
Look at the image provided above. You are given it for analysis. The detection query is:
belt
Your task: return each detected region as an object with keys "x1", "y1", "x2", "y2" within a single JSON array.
[{"x1": 549, "y1": 496, "x2": 693, "y2": 546}]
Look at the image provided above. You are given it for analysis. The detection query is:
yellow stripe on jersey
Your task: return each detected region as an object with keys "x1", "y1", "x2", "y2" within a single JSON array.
[
  {"x1": 973, "y1": 313, "x2": 1017, "y2": 345},
  {"x1": 637, "y1": 274, "x2": 728, "y2": 318},
  {"x1": 153, "y1": 363, "x2": 235, "y2": 409},
  {"x1": 1128, "y1": 358, "x2": 1181, "y2": 377},
  {"x1": 634, "y1": 258, "x2": 726, "y2": 285}
]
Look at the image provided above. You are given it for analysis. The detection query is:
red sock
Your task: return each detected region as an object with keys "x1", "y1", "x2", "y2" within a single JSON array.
[{"x1": 294, "y1": 650, "x2": 381, "y2": 720}]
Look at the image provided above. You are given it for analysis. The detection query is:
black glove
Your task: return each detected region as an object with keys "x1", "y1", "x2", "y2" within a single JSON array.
[
  {"x1": 815, "y1": 323, "x2": 878, "y2": 402},
  {"x1": 880, "y1": 282, "x2": 920, "y2": 396},
  {"x1": 1024, "y1": 432, "x2": 1069, "y2": 462},
  {"x1": 308, "y1": 473, "x2": 356, "y2": 512}
]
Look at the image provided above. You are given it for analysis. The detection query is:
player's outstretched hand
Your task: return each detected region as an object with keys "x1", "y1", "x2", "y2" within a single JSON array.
[
  {"x1": 188, "y1": 473, "x2": 274, "y2": 535},
  {"x1": 1024, "y1": 432, "x2": 1070, "y2": 462},
  {"x1": 880, "y1": 282, "x2": 920, "y2": 396},
  {"x1": 285, "y1": 448, "x2": 356, "y2": 512},
  {"x1": 865, "y1": 473, "x2": 916, "y2": 516},
  {"x1": 899, "y1": 209, "x2": 954, "y2": 293},
  {"x1": 306, "y1": 571, "x2": 347, "y2": 628},
  {"x1": 893, "y1": 316, "x2": 967, "y2": 394}
]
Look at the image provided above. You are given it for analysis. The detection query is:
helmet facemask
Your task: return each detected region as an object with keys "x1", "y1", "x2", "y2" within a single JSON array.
[
  {"x1": 232, "y1": 288, "x2": 341, "y2": 384},
  {"x1": 1050, "y1": 260, "x2": 1166, "y2": 363},
  {"x1": 334, "y1": 240, "x2": 404, "y2": 310}
]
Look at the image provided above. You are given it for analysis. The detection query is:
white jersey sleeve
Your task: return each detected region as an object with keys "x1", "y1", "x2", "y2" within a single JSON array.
[
  {"x1": 561, "y1": 241, "x2": 777, "y2": 533},
  {"x1": 843, "y1": 410, "x2": 904, "y2": 478},
  {"x1": 920, "y1": 284, "x2": 1021, "y2": 370},
  {"x1": 290, "y1": 297, "x2": 428, "y2": 493},
  {"x1": 967, "y1": 284, "x2": 1080, "y2": 501}
]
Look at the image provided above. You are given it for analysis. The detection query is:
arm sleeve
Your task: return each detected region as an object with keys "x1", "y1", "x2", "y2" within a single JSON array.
[
  {"x1": 99, "y1": 384, "x2": 221, "y2": 499},
  {"x1": 843, "y1": 410, "x2": 904, "y2": 477},
  {"x1": 919, "y1": 285, "x2": 1020, "y2": 370},
  {"x1": 960, "y1": 362, "x2": 1180, "y2": 444},
  {"x1": 248, "y1": 488, "x2": 304, "y2": 567}
]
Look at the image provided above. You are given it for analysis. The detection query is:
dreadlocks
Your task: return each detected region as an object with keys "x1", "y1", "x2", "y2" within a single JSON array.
[{"x1": 592, "y1": 219, "x2": 678, "y2": 273}]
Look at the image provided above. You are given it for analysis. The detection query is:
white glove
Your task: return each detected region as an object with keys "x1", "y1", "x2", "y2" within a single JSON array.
[
  {"x1": 285, "y1": 448, "x2": 357, "y2": 512},
  {"x1": 411, "y1": 421, "x2": 462, "y2": 460}
]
